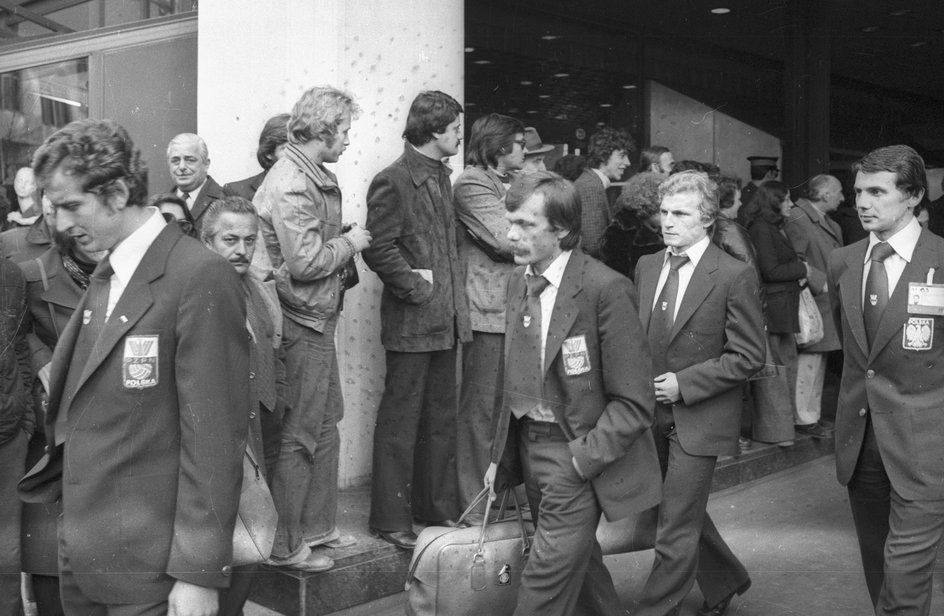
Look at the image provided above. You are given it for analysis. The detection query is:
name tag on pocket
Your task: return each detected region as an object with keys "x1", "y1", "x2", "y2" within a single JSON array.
[
  {"x1": 903, "y1": 317, "x2": 933, "y2": 351},
  {"x1": 123, "y1": 335, "x2": 159, "y2": 389},
  {"x1": 562, "y1": 335, "x2": 591, "y2": 376},
  {"x1": 908, "y1": 282, "x2": 944, "y2": 316}
]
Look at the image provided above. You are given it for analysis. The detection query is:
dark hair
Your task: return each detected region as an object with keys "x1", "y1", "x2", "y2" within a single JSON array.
[
  {"x1": 552, "y1": 154, "x2": 588, "y2": 182},
  {"x1": 257, "y1": 113, "x2": 290, "y2": 170},
  {"x1": 637, "y1": 145, "x2": 670, "y2": 173},
  {"x1": 852, "y1": 145, "x2": 927, "y2": 200},
  {"x1": 33, "y1": 119, "x2": 148, "y2": 208},
  {"x1": 288, "y1": 86, "x2": 360, "y2": 147},
  {"x1": 586, "y1": 127, "x2": 637, "y2": 169},
  {"x1": 717, "y1": 175, "x2": 743, "y2": 211},
  {"x1": 148, "y1": 193, "x2": 196, "y2": 237},
  {"x1": 505, "y1": 171, "x2": 581, "y2": 250},
  {"x1": 465, "y1": 113, "x2": 525, "y2": 168},
  {"x1": 671, "y1": 159, "x2": 721, "y2": 180},
  {"x1": 750, "y1": 163, "x2": 778, "y2": 181},
  {"x1": 200, "y1": 196, "x2": 258, "y2": 244},
  {"x1": 659, "y1": 171, "x2": 719, "y2": 224},
  {"x1": 616, "y1": 171, "x2": 663, "y2": 219},
  {"x1": 742, "y1": 180, "x2": 789, "y2": 227},
  {"x1": 402, "y1": 91, "x2": 463, "y2": 147}
]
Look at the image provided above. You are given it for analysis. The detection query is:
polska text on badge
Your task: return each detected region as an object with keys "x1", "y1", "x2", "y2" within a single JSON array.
[
  {"x1": 123, "y1": 335, "x2": 159, "y2": 388},
  {"x1": 562, "y1": 334, "x2": 591, "y2": 375},
  {"x1": 903, "y1": 317, "x2": 933, "y2": 351}
]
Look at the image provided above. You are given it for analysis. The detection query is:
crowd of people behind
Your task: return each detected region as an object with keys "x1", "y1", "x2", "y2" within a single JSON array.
[{"x1": 1, "y1": 83, "x2": 943, "y2": 616}]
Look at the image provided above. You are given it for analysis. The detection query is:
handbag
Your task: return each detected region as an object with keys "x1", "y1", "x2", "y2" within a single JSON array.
[
  {"x1": 795, "y1": 281, "x2": 824, "y2": 348},
  {"x1": 405, "y1": 488, "x2": 533, "y2": 616},
  {"x1": 231, "y1": 445, "x2": 278, "y2": 566}
]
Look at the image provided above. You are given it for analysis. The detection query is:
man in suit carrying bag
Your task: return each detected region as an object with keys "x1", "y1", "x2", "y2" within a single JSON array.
[
  {"x1": 828, "y1": 145, "x2": 944, "y2": 616},
  {"x1": 21, "y1": 119, "x2": 249, "y2": 616},
  {"x1": 485, "y1": 171, "x2": 661, "y2": 616},
  {"x1": 634, "y1": 171, "x2": 765, "y2": 616}
]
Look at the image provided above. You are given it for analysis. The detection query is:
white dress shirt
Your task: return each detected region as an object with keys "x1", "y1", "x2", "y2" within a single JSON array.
[
  {"x1": 652, "y1": 235, "x2": 711, "y2": 321},
  {"x1": 862, "y1": 217, "x2": 921, "y2": 308},
  {"x1": 178, "y1": 177, "x2": 207, "y2": 210},
  {"x1": 105, "y1": 207, "x2": 167, "y2": 319},
  {"x1": 591, "y1": 167, "x2": 611, "y2": 190}
]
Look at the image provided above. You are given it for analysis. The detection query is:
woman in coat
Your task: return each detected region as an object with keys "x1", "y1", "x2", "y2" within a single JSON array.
[{"x1": 742, "y1": 181, "x2": 808, "y2": 445}]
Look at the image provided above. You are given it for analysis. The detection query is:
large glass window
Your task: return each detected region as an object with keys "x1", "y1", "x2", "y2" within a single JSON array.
[
  {"x1": 0, "y1": 57, "x2": 88, "y2": 222},
  {"x1": 2, "y1": 1, "x2": 195, "y2": 43}
]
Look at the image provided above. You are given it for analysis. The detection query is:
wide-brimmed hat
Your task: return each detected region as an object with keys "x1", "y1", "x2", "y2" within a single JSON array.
[{"x1": 523, "y1": 127, "x2": 554, "y2": 156}]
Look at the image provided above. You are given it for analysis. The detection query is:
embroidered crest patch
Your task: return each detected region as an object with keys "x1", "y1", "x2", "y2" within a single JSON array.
[
  {"x1": 122, "y1": 335, "x2": 159, "y2": 388},
  {"x1": 562, "y1": 335, "x2": 591, "y2": 376},
  {"x1": 903, "y1": 317, "x2": 933, "y2": 351}
]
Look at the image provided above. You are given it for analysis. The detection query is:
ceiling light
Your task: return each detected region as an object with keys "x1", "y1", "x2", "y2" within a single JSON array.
[
  {"x1": 622, "y1": 84, "x2": 637, "y2": 90},
  {"x1": 508, "y1": 108, "x2": 519, "y2": 113},
  {"x1": 889, "y1": 9, "x2": 911, "y2": 16},
  {"x1": 861, "y1": 26, "x2": 880, "y2": 33},
  {"x1": 520, "y1": 80, "x2": 533, "y2": 86},
  {"x1": 910, "y1": 40, "x2": 929, "y2": 47},
  {"x1": 465, "y1": 102, "x2": 476, "y2": 106},
  {"x1": 710, "y1": 8, "x2": 731, "y2": 14},
  {"x1": 553, "y1": 73, "x2": 569, "y2": 78},
  {"x1": 541, "y1": 35, "x2": 559, "y2": 41},
  {"x1": 538, "y1": 94, "x2": 551, "y2": 99},
  {"x1": 474, "y1": 59, "x2": 491, "y2": 65},
  {"x1": 599, "y1": 103, "x2": 612, "y2": 108},
  {"x1": 464, "y1": 47, "x2": 475, "y2": 53},
  {"x1": 527, "y1": 110, "x2": 537, "y2": 114}
]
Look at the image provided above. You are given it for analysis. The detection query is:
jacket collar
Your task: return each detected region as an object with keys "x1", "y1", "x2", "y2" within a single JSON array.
[
  {"x1": 404, "y1": 143, "x2": 450, "y2": 187},
  {"x1": 285, "y1": 143, "x2": 339, "y2": 191}
]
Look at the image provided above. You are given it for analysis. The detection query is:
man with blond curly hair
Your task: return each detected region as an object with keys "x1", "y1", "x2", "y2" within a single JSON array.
[{"x1": 254, "y1": 85, "x2": 371, "y2": 572}]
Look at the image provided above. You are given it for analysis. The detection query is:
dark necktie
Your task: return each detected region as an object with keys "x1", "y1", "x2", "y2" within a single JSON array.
[
  {"x1": 648, "y1": 254, "x2": 689, "y2": 375},
  {"x1": 506, "y1": 274, "x2": 550, "y2": 419},
  {"x1": 55, "y1": 256, "x2": 113, "y2": 445},
  {"x1": 864, "y1": 241, "x2": 895, "y2": 348}
]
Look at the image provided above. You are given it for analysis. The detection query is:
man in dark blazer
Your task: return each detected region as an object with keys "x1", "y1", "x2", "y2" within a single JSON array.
[
  {"x1": 20, "y1": 119, "x2": 249, "y2": 615},
  {"x1": 784, "y1": 175, "x2": 844, "y2": 437},
  {"x1": 573, "y1": 127, "x2": 635, "y2": 258},
  {"x1": 485, "y1": 171, "x2": 661, "y2": 616},
  {"x1": 828, "y1": 145, "x2": 944, "y2": 616},
  {"x1": 634, "y1": 171, "x2": 765, "y2": 616},
  {"x1": 223, "y1": 113, "x2": 290, "y2": 202},
  {"x1": 166, "y1": 132, "x2": 226, "y2": 232}
]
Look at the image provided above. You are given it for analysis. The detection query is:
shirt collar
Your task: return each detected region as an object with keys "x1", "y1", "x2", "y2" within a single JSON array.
[
  {"x1": 591, "y1": 167, "x2": 611, "y2": 190},
  {"x1": 864, "y1": 216, "x2": 921, "y2": 264},
  {"x1": 664, "y1": 234, "x2": 710, "y2": 267},
  {"x1": 284, "y1": 143, "x2": 338, "y2": 189},
  {"x1": 109, "y1": 208, "x2": 167, "y2": 286},
  {"x1": 526, "y1": 249, "x2": 572, "y2": 289},
  {"x1": 178, "y1": 177, "x2": 207, "y2": 199},
  {"x1": 406, "y1": 143, "x2": 450, "y2": 186}
]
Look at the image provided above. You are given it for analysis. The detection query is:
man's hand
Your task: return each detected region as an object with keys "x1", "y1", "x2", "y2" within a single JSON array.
[
  {"x1": 653, "y1": 372, "x2": 681, "y2": 405},
  {"x1": 343, "y1": 222, "x2": 372, "y2": 252},
  {"x1": 167, "y1": 580, "x2": 218, "y2": 616},
  {"x1": 483, "y1": 462, "x2": 498, "y2": 500},
  {"x1": 412, "y1": 269, "x2": 433, "y2": 284}
]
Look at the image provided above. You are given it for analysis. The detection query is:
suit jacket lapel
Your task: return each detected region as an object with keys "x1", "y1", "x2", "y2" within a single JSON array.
[
  {"x1": 669, "y1": 244, "x2": 719, "y2": 342},
  {"x1": 637, "y1": 251, "x2": 663, "y2": 326},
  {"x1": 868, "y1": 231, "x2": 937, "y2": 360},
  {"x1": 839, "y1": 244, "x2": 869, "y2": 358},
  {"x1": 543, "y1": 253, "x2": 583, "y2": 374},
  {"x1": 801, "y1": 201, "x2": 842, "y2": 245}
]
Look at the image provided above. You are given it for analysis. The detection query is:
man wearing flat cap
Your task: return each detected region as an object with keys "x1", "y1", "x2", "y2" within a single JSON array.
[
  {"x1": 740, "y1": 155, "x2": 780, "y2": 214},
  {"x1": 519, "y1": 127, "x2": 555, "y2": 176}
]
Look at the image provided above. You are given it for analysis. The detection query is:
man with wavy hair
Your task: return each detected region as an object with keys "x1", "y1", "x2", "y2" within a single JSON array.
[{"x1": 254, "y1": 85, "x2": 371, "y2": 572}]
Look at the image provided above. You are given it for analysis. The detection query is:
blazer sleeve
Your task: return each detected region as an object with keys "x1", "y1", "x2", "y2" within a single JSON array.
[
  {"x1": 166, "y1": 256, "x2": 249, "y2": 589},
  {"x1": 453, "y1": 170, "x2": 515, "y2": 261},
  {"x1": 784, "y1": 212, "x2": 828, "y2": 294},
  {"x1": 676, "y1": 266, "x2": 766, "y2": 405},
  {"x1": 569, "y1": 276, "x2": 656, "y2": 479}
]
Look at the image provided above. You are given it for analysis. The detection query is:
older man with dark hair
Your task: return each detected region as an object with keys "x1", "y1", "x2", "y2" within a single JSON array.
[
  {"x1": 485, "y1": 170, "x2": 661, "y2": 615},
  {"x1": 22, "y1": 118, "x2": 248, "y2": 616},
  {"x1": 573, "y1": 126, "x2": 637, "y2": 258},
  {"x1": 635, "y1": 171, "x2": 764, "y2": 616},
  {"x1": 829, "y1": 145, "x2": 944, "y2": 615},
  {"x1": 254, "y1": 85, "x2": 370, "y2": 572},
  {"x1": 363, "y1": 90, "x2": 472, "y2": 549}
]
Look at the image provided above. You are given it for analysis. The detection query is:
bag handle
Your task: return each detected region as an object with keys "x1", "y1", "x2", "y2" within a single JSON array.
[{"x1": 457, "y1": 487, "x2": 531, "y2": 557}]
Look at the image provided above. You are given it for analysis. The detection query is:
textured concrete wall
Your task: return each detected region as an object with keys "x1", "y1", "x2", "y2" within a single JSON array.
[{"x1": 198, "y1": 0, "x2": 464, "y2": 487}]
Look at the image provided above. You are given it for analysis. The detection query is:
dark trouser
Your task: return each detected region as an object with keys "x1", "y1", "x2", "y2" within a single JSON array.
[
  {"x1": 218, "y1": 564, "x2": 256, "y2": 616},
  {"x1": 848, "y1": 416, "x2": 944, "y2": 616},
  {"x1": 515, "y1": 419, "x2": 621, "y2": 616},
  {"x1": 370, "y1": 347, "x2": 459, "y2": 531},
  {"x1": 456, "y1": 332, "x2": 504, "y2": 513},
  {"x1": 0, "y1": 430, "x2": 26, "y2": 616},
  {"x1": 636, "y1": 408, "x2": 750, "y2": 616}
]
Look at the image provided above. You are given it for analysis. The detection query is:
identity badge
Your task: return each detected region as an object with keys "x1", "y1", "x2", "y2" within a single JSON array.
[
  {"x1": 562, "y1": 334, "x2": 591, "y2": 376},
  {"x1": 907, "y1": 281, "x2": 944, "y2": 315},
  {"x1": 122, "y1": 335, "x2": 159, "y2": 388},
  {"x1": 903, "y1": 317, "x2": 933, "y2": 351}
]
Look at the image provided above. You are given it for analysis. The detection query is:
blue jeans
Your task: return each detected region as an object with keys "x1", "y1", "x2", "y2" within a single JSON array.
[{"x1": 270, "y1": 317, "x2": 342, "y2": 562}]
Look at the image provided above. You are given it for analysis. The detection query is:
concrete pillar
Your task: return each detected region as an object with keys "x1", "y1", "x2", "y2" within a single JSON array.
[{"x1": 198, "y1": 0, "x2": 465, "y2": 487}]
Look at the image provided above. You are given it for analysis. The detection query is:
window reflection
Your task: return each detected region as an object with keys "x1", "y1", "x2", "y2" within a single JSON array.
[{"x1": 5, "y1": 1, "x2": 196, "y2": 42}]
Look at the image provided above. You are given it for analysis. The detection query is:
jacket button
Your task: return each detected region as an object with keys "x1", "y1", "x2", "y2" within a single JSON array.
[
  {"x1": 249, "y1": 372, "x2": 255, "y2": 380},
  {"x1": 222, "y1": 565, "x2": 232, "y2": 575},
  {"x1": 866, "y1": 369, "x2": 875, "y2": 378},
  {"x1": 859, "y1": 408, "x2": 867, "y2": 417},
  {"x1": 249, "y1": 411, "x2": 257, "y2": 420}
]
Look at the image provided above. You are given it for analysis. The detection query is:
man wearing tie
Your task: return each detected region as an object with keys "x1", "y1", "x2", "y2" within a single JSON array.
[
  {"x1": 828, "y1": 145, "x2": 944, "y2": 616},
  {"x1": 485, "y1": 171, "x2": 661, "y2": 616},
  {"x1": 166, "y1": 132, "x2": 226, "y2": 233},
  {"x1": 634, "y1": 171, "x2": 765, "y2": 616}
]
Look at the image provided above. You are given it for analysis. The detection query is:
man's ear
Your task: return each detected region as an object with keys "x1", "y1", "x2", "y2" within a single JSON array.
[{"x1": 106, "y1": 179, "x2": 131, "y2": 211}]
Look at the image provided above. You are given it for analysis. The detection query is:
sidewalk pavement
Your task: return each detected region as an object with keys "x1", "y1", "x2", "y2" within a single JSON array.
[{"x1": 311, "y1": 455, "x2": 944, "y2": 616}]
